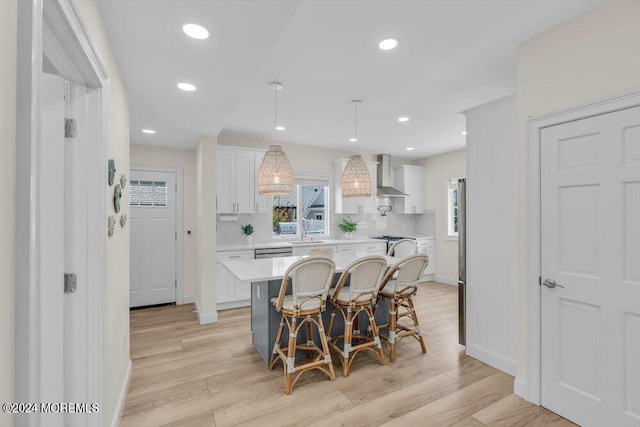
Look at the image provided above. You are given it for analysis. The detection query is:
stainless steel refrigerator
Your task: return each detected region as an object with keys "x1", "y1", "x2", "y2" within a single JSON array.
[{"x1": 458, "y1": 178, "x2": 466, "y2": 345}]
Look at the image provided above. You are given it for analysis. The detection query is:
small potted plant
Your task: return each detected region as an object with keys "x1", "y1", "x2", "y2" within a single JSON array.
[
  {"x1": 241, "y1": 224, "x2": 254, "y2": 245},
  {"x1": 338, "y1": 217, "x2": 358, "y2": 239}
]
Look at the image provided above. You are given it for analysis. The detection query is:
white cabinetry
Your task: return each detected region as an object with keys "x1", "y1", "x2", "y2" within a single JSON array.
[
  {"x1": 416, "y1": 238, "x2": 435, "y2": 278},
  {"x1": 291, "y1": 244, "x2": 337, "y2": 257},
  {"x1": 217, "y1": 146, "x2": 271, "y2": 214},
  {"x1": 217, "y1": 250, "x2": 254, "y2": 309},
  {"x1": 393, "y1": 165, "x2": 424, "y2": 214},
  {"x1": 332, "y1": 159, "x2": 377, "y2": 214},
  {"x1": 254, "y1": 152, "x2": 272, "y2": 214},
  {"x1": 354, "y1": 242, "x2": 387, "y2": 256}
]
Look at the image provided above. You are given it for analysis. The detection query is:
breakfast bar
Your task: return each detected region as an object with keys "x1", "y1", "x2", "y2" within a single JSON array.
[{"x1": 222, "y1": 252, "x2": 396, "y2": 364}]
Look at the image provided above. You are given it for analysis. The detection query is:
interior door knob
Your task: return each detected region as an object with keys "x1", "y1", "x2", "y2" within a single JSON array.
[{"x1": 543, "y1": 278, "x2": 564, "y2": 289}]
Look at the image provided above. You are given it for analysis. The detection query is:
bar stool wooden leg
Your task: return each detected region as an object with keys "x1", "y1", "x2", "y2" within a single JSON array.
[
  {"x1": 342, "y1": 307, "x2": 353, "y2": 377},
  {"x1": 317, "y1": 313, "x2": 336, "y2": 381},
  {"x1": 305, "y1": 317, "x2": 315, "y2": 359},
  {"x1": 408, "y1": 297, "x2": 427, "y2": 354},
  {"x1": 269, "y1": 314, "x2": 286, "y2": 370},
  {"x1": 365, "y1": 304, "x2": 385, "y2": 366},
  {"x1": 326, "y1": 306, "x2": 338, "y2": 343},
  {"x1": 389, "y1": 298, "x2": 398, "y2": 363},
  {"x1": 284, "y1": 316, "x2": 298, "y2": 395}
]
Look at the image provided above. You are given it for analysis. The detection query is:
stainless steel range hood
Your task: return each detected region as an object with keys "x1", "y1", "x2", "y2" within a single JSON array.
[{"x1": 377, "y1": 154, "x2": 408, "y2": 197}]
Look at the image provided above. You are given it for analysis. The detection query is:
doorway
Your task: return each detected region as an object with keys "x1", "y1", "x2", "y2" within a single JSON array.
[
  {"x1": 15, "y1": 1, "x2": 108, "y2": 425},
  {"x1": 526, "y1": 91, "x2": 640, "y2": 426},
  {"x1": 129, "y1": 168, "x2": 182, "y2": 307}
]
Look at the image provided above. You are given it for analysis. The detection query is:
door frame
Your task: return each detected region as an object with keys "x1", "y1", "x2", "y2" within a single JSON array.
[
  {"x1": 15, "y1": 0, "x2": 108, "y2": 423},
  {"x1": 521, "y1": 87, "x2": 640, "y2": 404},
  {"x1": 130, "y1": 165, "x2": 185, "y2": 305}
]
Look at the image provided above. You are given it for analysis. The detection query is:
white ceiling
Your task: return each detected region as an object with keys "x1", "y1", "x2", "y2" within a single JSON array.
[{"x1": 98, "y1": 0, "x2": 603, "y2": 159}]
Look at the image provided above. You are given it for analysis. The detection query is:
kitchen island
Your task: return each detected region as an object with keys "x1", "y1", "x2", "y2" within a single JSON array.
[{"x1": 222, "y1": 252, "x2": 396, "y2": 364}]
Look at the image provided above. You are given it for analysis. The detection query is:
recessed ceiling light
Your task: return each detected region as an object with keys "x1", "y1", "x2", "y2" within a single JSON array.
[
  {"x1": 349, "y1": 138, "x2": 358, "y2": 142},
  {"x1": 379, "y1": 38, "x2": 398, "y2": 50},
  {"x1": 406, "y1": 147, "x2": 415, "y2": 151},
  {"x1": 183, "y1": 23, "x2": 209, "y2": 40},
  {"x1": 398, "y1": 117, "x2": 409, "y2": 122},
  {"x1": 177, "y1": 82, "x2": 196, "y2": 92},
  {"x1": 275, "y1": 126, "x2": 285, "y2": 131},
  {"x1": 142, "y1": 129, "x2": 156, "y2": 134},
  {"x1": 461, "y1": 131, "x2": 467, "y2": 135}
]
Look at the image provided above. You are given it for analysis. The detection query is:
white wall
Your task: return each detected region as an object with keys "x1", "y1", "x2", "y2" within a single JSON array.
[
  {"x1": 463, "y1": 95, "x2": 518, "y2": 376},
  {"x1": 130, "y1": 145, "x2": 197, "y2": 299},
  {"x1": 73, "y1": 0, "x2": 131, "y2": 424},
  {"x1": 0, "y1": 1, "x2": 17, "y2": 426},
  {"x1": 516, "y1": 0, "x2": 640, "y2": 384},
  {"x1": 196, "y1": 136, "x2": 218, "y2": 323},
  {"x1": 417, "y1": 149, "x2": 466, "y2": 283}
]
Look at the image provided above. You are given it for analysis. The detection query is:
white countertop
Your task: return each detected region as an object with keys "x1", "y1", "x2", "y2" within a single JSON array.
[
  {"x1": 216, "y1": 237, "x2": 386, "y2": 252},
  {"x1": 222, "y1": 252, "x2": 397, "y2": 282}
]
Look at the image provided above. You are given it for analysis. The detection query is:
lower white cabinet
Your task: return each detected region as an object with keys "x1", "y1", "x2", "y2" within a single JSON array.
[
  {"x1": 354, "y1": 242, "x2": 387, "y2": 256},
  {"x1": 416, "y1": 238, "x2": 435, "y2": 277},
  {"x1": 292, "y1": 245, "x2": 337, "y2": 257},
  {"x1": 217, "y1": 250, "x2": 254, "y2": 309}
]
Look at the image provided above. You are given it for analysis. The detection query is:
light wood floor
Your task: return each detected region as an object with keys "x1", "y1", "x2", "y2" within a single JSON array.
[{"x1": 122, "y1": 282, "x2": 575, "y2": 427}]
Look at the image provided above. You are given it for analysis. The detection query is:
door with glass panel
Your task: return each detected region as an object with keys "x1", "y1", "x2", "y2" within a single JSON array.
[{"x1": 129, "y1": 170, "x2": 177, "y2": 307}]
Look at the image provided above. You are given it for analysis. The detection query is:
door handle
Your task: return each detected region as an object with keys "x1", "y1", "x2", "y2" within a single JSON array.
[{"x1": 542, "y1": 278, "x2": 564, "y2": 289}]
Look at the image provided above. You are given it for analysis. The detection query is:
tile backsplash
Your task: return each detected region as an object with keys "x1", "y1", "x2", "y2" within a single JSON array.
[{"x1": 217, "y1": 208, "x2": 430, "y2": 247}]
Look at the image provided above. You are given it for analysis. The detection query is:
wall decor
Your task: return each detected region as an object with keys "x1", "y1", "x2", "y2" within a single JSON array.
[
  {"x1": 114, "y1": 184, "x2": 122, "y2": 213},
  {"x1": 120, "y1": 213, "x2": 127, "y2": 228},
  {"x1": 108, "y1": 159, "x2": 116, "y2": 186},
  {"x1": 120, "y1": 174, "x2": 127, "y2": 189},
  {"x1": 108, "y1": 216, "x2": 116, "y2": 236}
]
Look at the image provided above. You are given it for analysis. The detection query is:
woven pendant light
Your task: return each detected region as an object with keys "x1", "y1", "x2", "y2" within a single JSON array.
[
  {"x1": 258, "y1": 83, "x2": 294, "y2": 196},
  {"x1": 341, "y1": 100, "x2": 372, "y2": 198}
]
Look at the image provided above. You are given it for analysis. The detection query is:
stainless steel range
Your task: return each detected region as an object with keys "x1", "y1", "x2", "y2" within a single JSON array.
[{"x1": 371, "y1": 235, "x2": 416, "y2": 253}]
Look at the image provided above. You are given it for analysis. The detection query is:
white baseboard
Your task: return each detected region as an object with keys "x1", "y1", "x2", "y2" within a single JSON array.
[
  {"x1": 194, "y1": 297, "x2": 218, "y2": 325},
  {"x1": 217, "y1": 299, "x2": 251, "y2": 311},
  {"x1": 111, "y1": 358, "x2": 132, "y2": 427},
  {"x1": 466, "y1": 342, "x2": 517, "y2": 377},
  {"x1": 433, "y1": 275, "x2": 458, "y2": 286},
  {"x1": 183, "y1": 294, "x2": 195, "y2": 304},
  {"x1": 514, "y1": 377, "x2": 528, "y2": 400}
]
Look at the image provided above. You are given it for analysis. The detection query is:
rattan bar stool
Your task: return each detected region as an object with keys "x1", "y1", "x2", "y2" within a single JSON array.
[
  {"x1": 268, "y1": 257, "x2": 337, "y2": 394},
  {"x1": 376, "y1": 254, "x2": 429, "y2": 363},
  {"x1": 326, "y1": 256, "x2": 388, "y2": 377},
  {"x1": 387, "y1": 238, "x2": 417, "y2": 258}
]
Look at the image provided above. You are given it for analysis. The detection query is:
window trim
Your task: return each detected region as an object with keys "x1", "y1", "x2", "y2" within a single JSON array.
[
  {"x1": 445, "y1": 174, "x2": 465, "y2": 241},
  {"x1": 272, "y1": 172, "x2": 331, "y2": 240}
]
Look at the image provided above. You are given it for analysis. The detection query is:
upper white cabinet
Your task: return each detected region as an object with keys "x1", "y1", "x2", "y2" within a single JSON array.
[
  {"x1": 254, "y1": 152, "x2": 272, "y2": 214},
  {"x1": 393, "y1": 165, "x2": 424, "y2": 214},
  {"x1": 332, "y1": 158, "x2": 377, "y2": 214},
  {"x1": 217, "y1": 146, "x2": 271, "y2": 214}
]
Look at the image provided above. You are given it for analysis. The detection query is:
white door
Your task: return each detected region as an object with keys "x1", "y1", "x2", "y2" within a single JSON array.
[
  {"x1": 130, "y1": 170, "x2": 177, "y2": 307},
  {"x1": 541, "y1": 106, "x2": 640, "y2": 426}
]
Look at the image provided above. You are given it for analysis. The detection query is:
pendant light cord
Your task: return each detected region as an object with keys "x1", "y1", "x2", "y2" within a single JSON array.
[
  {"x1": 274, "y1": 87, "x2": 278, "y2": 139},
  {"x1": 354, "y1": 102, "x2": 358, "y2": 147}
]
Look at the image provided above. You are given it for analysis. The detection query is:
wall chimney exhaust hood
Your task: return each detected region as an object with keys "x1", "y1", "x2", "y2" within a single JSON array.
[{"x1": 377, "y1": 154, "x2": 408, "y2": 197}]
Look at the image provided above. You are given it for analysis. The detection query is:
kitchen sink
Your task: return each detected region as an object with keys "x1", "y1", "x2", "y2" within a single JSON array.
[{"x1": 289, "y1": 240, "x2": 325, "y2": 244}]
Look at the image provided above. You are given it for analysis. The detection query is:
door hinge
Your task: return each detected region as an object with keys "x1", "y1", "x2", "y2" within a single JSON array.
[
  {"x1": 538, "y1": 276, "x2": 542, "y2": 286},
  {"x1": 175, "y1": 278, "x2": 177, "y2": 288},
  {"x1": 175, "y1": 183, "x2": 177, "y2": 191},
  {"x1": 64, "y1": 118, "x2": 77, "y2": 138},
  {"x1": 175, "y1": 230, "x2": 177, "y2": 239},
  {"x1": 64, "y1": 273, "x2": 77, "y2": 293}
]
